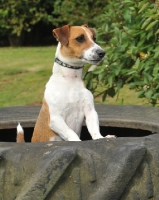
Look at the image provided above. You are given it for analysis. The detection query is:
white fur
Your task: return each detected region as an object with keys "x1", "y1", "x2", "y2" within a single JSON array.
[
  {"x1": 44, "y1": 27, "x2": 115, "y2": 141},
  {"x1": 81, "y1": 27, "x2": 105, "y2": 64},
  {"x1": 17, "y1": 123, "x2": 24, "y2": 134}
]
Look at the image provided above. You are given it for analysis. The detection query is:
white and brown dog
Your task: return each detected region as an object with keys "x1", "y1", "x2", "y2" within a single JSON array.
[{"x1": 17, "y1": 24, "x2": 115, "y2": 142}]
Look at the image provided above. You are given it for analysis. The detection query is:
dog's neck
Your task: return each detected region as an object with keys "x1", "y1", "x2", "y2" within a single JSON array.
[{"x1": 53, "y1": 43, "x2": 83, "y2": 79}]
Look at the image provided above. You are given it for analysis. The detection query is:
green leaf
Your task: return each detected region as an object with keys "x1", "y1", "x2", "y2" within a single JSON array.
[
  {"x1": 92, "y1": 68, "x2": 104, "y2": 75},
  {"x1": 129, "y1": 83, "x2": 137, "y2": 89},
  {"x1": 141, "y1": 18, "x2": 152, "y2": 29},
  {"x1": 98, "y1": 71, "x2": 107, "y2": 82},
  {"x1": 145, "y1": 89, "x2": 153, "y2": 99},
  {"x1": 138, "y1": 2, "x2": 149, "y2": 13},
  {"x1": 155, "y1": 29, "x2": 159, "y2": 34},
  {"x1": 137, "y1": 90, "x2": 145, "y2": 98},
  {"x1": 143, "y1": 72, "x2": 153, "y2": 84},
  {"x1": 152, "y1": 93, "x2": 159, "y2": 99},
  {"x1": 146, "y1": 20, "x2": 159, "y2": 31},
  {"x1": 123, "y1": 9, "x2": 131, "y2": 24},
  {"x1": 135, "y1": 58, "x2": 140, "y2": 69},
  {"x1": 111, "y1": 65, "x2": 120, "y2": 76},
  {"x1": 107, "y1": 75, "x2": 114, "y2": 86},
  {"x1": 107, "y1": 87, "x2": 116, "y2": 97}
]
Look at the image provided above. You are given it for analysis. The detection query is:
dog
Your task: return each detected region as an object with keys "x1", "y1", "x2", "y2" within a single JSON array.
[{"x1": 17, "y1": 24, "x2": 115, "y2": 142}]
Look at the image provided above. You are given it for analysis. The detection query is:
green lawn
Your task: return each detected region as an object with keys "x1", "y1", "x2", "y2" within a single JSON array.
[{"x1": 0, "y1": 46, "x2": 149, "y2": 108}]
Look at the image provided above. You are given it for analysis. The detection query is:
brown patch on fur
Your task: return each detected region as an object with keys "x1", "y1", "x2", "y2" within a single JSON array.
[
  {"x1": 60, "y1": 26, "x2": 95, "y2": 59},
  {"x1": 53, "y1": 24, "x2": 71, "y2": 45},
  {"x1": 16, "y1": 132, "x2": 25, "y2": 142},
  {"x1": 31, "y1": 98, "x2": 57, "y2": 142}
]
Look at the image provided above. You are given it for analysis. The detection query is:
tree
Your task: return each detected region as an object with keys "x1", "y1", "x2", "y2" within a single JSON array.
[
  {"x1": 84, "y1": 0, "x2": 159, "y2": 105},
  {"x1": 52, "y1": 0, "x2": 109, "y2": 27},
  {"x1": 0, "y1": 0, "x2": 111, "y2": 46},
  {"x1": 0, "y1": 0, "x2": 54, "y2": 46}
]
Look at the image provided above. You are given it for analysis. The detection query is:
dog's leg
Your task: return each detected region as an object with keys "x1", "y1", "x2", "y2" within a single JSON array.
[
  {"x1": 85, "y1": 108, "x2": 116, "y2": 139},
  {"x1": 50, "y1": 116, "x2": 81, "y2": 141},
  {"x1": 85, "y1": 108, "x2": 104, "y2": 140},
  {"x1": 84, "y1": 91, "x2": 116, "y2": 140}
]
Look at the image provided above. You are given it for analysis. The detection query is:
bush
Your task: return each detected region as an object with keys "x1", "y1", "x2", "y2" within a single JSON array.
[
  {"x1": 84, "y1": 0, "x2": 159, "y2": 105},
  {"x1": 0, "y1": 0, "x2": 109, "y2": 46},
  {"x1": 52, "y1": 0, "x2": 109, "y2": 27},
  {"x1": 0, "y1": 0, "x2": 54, "y2": 46}
]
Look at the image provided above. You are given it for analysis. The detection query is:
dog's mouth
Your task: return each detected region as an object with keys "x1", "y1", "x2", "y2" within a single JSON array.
[{"x1": 81, "y1": 57, "x2": 103, "y2": 64}]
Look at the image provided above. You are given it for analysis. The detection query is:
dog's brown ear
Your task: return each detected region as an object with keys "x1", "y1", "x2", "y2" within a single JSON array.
[
  {"x1": 89, "y1": 28, "x2": 96, "y2": 37},
  {"x1": 82, "y1": 24, "x2": 88, "y2": 28},
  {"x1": 52, "y1": 24, "x2": 71, "y2": 45},
  {"x1": 82, "y1": 24, "x2": 96, "y2": 39}
]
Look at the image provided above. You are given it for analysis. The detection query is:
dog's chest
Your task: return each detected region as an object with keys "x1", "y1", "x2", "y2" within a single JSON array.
[
  {"x1": 45, "y1": 76, "x2": 87, "y2": 133},
  {"x1": 45, "y1": 76, "x2": 87, "y2": 113}
]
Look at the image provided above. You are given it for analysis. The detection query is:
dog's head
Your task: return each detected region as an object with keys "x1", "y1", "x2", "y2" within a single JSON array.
[{"x1": 53, "y1": 24, "x2": 105, "y2": 65}]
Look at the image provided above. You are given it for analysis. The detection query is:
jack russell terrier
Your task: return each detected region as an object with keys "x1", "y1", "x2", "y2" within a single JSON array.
[{"x1": 17, "y1": 24, "x2": 115, "y2": 142}]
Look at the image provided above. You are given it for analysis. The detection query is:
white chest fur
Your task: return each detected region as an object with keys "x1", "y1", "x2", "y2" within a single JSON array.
[{"x1": 45, "y1": 62, "x2": 93, "y2": 139}]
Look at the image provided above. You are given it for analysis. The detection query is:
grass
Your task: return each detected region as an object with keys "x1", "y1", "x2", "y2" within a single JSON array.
[
  {"x1": 0, "y1": 47, "x2": 55, "y2": 107},
  {"x1": 0, "y1": 46, "x2": 149, "y2": 108}
]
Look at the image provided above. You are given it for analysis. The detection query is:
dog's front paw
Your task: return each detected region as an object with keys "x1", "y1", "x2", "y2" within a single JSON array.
[
  {"x1": 92, "y1": 135, "x2": 104, "y2": 140},
  {"x1": 105, "y1": 135, "x2": 116, "y2": 139}
]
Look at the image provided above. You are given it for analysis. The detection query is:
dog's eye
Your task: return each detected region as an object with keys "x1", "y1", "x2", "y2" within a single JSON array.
[{"x1": 76, "y1": 35, "x2": 85, "y2": 43}]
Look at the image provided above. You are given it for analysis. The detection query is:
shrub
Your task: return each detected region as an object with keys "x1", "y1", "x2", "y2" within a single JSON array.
[
  {"x1": 0, "y1": 0, "x2": 54, "y2": 46},
  {"x1": 52, "y1": 0, "x2": 109, "y2": 27},
  {"x1": 84, "y1": 0, "x2": 159, "y2": 105}
]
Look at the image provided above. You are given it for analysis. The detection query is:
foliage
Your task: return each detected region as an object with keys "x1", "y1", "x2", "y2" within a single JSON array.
[
  {"x1": 84, "y1": 0, "x2": 159, "y2": 105},
  {"x1": 0, "y1": 0, "x2": 54, "y2": 36},
  {"x1": 0, "y1": 0, "x2": 109, "y2": 45},
  {"x1": 52, "y1": 0, "x2": 109, "y2": 27}
]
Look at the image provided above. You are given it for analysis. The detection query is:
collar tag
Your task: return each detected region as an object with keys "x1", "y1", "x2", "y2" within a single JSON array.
[{"x1": 55, "y1": 57, "x2": 83, "y2": 69}]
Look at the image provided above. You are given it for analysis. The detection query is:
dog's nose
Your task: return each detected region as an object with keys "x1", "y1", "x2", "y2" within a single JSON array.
[{"x1": 96, "y1": 49, "x2": 106, "y2": 58}]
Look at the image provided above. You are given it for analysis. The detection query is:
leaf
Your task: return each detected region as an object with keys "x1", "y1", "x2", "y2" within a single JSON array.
[
  {"x1": 145, "y1": 89, "x2": 153, "y2": 99},
  {"x1": 155, "y1": 29, "x2": 159, "y2": 34},
  {"x1": 138, "y1": 2, "x2": 149, "y2": 13},
  {"x1": 111, "y1": 65, "x2": 120, "y2": 76},
  {"x1": 145, "y1": 20, "x2": 159, "y2": 31},
  {"x1": 124, "y1": 9, "x2": 131, "y2": 24},
  {"x1": 107, "y1": 75, "x2": 114, "y2": 86},
  {"x1": 126, "y1": 70, "x2": 137, "y2": 75},
  {"x1": 92, "y1": 68, "x2": 104, "y2": 75},
  {"x1": 153, "y1": 93, "x2": 159, "y2": 99},
  {"x1": 143, "y1": 72, "x2": 153, "y2": 84},
  {"x1": 98, "y1": 71, "x2": 107, "y2": 82},
  {"x1": 141, "y1": 18, "x2": 152, "y2": 29},
  {"x1": 107, "y1": 87, "x2": 116, "y2": 97},
  {"x1": 135, "y1": 58, "x2": 140, "y2": 69},
  {"x1": 129, "y1": 83, "x2": 137, "y2": 89},
  {"x1": 137, "y1": 90, "x2": 145, "y2": 98}
]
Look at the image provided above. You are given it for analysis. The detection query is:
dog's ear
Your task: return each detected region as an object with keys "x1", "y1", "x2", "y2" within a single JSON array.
[
  {"x1": 52, "y1": 24, "x2": 71, "y2": 45},
  {"x1": 89, "y1": 28, "x2": 96, "y2": 37},
  {"x1": 82, "y1": 24, "x2": 96, "y2": 39},
  {"x1": 82, "y1": 24, "x2": 88, "y2": 28}
]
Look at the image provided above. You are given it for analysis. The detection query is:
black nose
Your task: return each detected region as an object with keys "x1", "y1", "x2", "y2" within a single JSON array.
[{"x1": 96, "y1": 49, "x2": 106, "y2": 58}]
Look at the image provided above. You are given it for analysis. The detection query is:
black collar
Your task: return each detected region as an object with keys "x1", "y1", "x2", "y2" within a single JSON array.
[{"x1": 55, "y1": 57, "x2": 83, "y2": 70}]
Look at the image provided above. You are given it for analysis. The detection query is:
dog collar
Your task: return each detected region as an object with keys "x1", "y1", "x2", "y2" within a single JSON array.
[{"x1": 55, "y1": 57, "x2": 83, "y2": 69}]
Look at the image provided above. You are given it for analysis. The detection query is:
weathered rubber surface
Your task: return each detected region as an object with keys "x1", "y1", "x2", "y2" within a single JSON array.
[
  {"x1": 0, "y1": 105, "x2": 159, "y2": 199},
  {"x1": 0, "y1": 134, "x2": 159, "y2": 199},
  {"x1": 1, "y1": 105, "x2": 159, "y2": 133}
]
